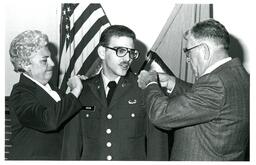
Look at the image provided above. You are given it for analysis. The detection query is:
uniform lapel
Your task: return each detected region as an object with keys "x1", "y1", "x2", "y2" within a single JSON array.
[{"x1": 87, "y1": 75, "x2": 108, "y2": 107}]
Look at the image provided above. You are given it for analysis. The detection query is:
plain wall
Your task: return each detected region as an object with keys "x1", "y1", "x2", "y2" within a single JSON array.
[
  {"x1": 4, "y1": 0, "x2": 253, "y2": 96},
  {"x1": 214, "y1": 1, "x2": 252, "y2": 74}
]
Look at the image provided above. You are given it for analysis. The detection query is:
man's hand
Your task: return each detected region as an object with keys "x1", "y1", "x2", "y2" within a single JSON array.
[
  {"x1": 137, "y1": 70, "x2": 158, "y2": 89},
  {"x1": 158, "y1": 73, "x2": 176, "y2": 91},
  {"x1": 67, "y1": 75, "x2": 84, "y2": 98}
]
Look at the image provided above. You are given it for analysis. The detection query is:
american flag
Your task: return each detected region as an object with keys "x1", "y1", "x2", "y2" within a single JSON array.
[{"x1": 58, "y1": 3, "x2": 110, "y2": 91}]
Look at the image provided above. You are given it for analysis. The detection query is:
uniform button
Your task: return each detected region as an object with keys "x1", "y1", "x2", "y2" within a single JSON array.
[
  {"x1": 86, "y1": 114, "x2": 89, "y2": 118},
  {"x1": 107, "y1": 114, "x2": 112, "y2": 119},
  {"x1": 106, "y1": 142, "x2": 112, "y2": 147},
  {"x1": 106, "y1": 155, "x2": 112, "y2": 160},
  {"x1": 106, "y1": 129, "x2": 111, "y2": 134},
  {"x1": 131, "y1": 113, "x2": 135, "y2": 118}
]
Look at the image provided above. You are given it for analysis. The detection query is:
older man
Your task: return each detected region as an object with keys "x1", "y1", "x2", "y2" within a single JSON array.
[
  {"x1": 8, "y1": 30, "x2": 83, "y2": 160},
  {"x1": 137, "y1": 19, "x2": 249, "y2": 160}
]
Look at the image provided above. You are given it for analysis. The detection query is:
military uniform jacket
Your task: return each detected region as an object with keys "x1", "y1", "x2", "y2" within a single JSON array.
[
  {"x1": 8, "y1": 74, "x2": 82, "y2": 160},
  {"x1": 61, "y1": 71, "x2": 169, "y2": 160}
]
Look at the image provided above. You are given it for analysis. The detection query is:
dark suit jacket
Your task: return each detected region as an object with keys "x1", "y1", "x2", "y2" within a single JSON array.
[
  {"x1": 62, "y1": 71, "x2": 169, "y2": 160},
  {"x1": 8, "y1": 74, "x2": 82, "y2": 160},
  {"x1": 144, "y1": 58, "x2": 249, "y2": 160}
]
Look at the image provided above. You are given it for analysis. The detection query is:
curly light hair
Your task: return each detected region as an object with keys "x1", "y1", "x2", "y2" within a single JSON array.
[{"x1": 9, "y1": 30, "x2": 49, "y2": 72}]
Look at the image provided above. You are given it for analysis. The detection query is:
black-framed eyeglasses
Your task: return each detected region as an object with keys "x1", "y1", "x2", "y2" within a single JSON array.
[
  {"x1": 103, "y1": 45, "x2": 139, "y2": 60},
  {"x1": 183, "y1": 44, "x2": 205, "y2": 54},
  {"x1": 183, "y1": 43, "x2": 206, "y2": 60}
]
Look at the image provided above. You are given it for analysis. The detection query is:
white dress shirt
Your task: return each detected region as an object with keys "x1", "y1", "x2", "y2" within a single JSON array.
[
  {"x1": 146, "y1": 57, "x2": 232, "y2": 94},
  {"x1": 101, "y1": 71, "x2": 121, "y2": 96},
  {"x1": 23, "y1": 73, "x2": 61, "y2": 102},
  {"x1": 203, "y1": 57, "x2": 232, "y2": 76}
]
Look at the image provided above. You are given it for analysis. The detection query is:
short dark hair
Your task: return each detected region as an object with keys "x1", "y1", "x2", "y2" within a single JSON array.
[
  {"x1": 99, "y1": 25, "x2": 136, "y2": 46},
  {"x1": 187, "y1": 19, "x2": 230, "y2": 49}
]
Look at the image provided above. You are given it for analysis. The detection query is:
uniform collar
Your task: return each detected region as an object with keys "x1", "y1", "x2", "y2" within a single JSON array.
[{"x1": 101, "y1": 71, "x2": 121, "y2": 95}]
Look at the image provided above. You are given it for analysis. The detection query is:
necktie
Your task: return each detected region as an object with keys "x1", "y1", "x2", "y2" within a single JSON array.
[{"x1": 107, "y1": 81, "x2": 117, "y2": 105}]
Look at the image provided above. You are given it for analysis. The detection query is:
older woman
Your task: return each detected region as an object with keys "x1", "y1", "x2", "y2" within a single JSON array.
[{"x1": 8, "y1": 30, "x2": 83, "y2": 160}]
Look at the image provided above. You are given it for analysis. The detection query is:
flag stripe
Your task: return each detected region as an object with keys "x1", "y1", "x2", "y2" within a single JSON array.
[
  {"x1": 60, "y1": 14, "x2": 110, "y2": 90},
  {"x1": 78, "y1": 47, "x2": 99, "y2": 75},
  {"x1": 74, "y1": 15, "x2": 109, "y2": 60},
  {"x1": 72, "y1": 8, "x2": 106, "y2": 48},
  {"x1": 69, "y1": 3, "x2": 95, "y2": 29},
  {"x1": 72, "y1": 23, "x2": 110, "y2": 76},
  {"x1": 69, "y1": 4, "x2": 102, "y2": 43},
  {"x1": 59, "y1": 7, "x2": 107, "y2": 80}
]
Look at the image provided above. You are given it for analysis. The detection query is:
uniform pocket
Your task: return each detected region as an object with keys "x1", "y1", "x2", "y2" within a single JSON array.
[
  {"x1": 119, "y1": 108, "x2": 146, "y2": 138},
  {"x1": 81, "y1": 110, "x2": 100, "y2": 138}
]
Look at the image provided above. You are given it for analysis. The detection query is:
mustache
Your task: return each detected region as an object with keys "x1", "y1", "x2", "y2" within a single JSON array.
[{"x1": 120, "y1": 61, "x2": 130, "y2": 66}]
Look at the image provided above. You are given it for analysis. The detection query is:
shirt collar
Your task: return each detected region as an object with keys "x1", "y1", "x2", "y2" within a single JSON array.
[
  {"x1": 23, "y1": 73, "x2": 61, "y2": 102},
  {"x1": 203, "y1": 57, "x2": 232, "y2": 75},
  {"x1": 101, "y1": 71, "x2": 120, "y2": 93},
  {"x1": 23, "y1": 73, "x2": 52, "y2": 91}
]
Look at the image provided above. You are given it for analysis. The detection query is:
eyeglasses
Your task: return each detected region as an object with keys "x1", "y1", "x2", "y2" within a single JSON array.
[
  {"x1": 183, "y1": 43, "x2": 205, "y2": 61},
  {"x1": 103, "y1": 45, "x2": 139, "y2": 60}
]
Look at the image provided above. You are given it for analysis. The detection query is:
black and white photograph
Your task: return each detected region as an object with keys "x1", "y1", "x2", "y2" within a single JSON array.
[{"x1": 2, "y1": 0, "x2": 254, "y2": 162}]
